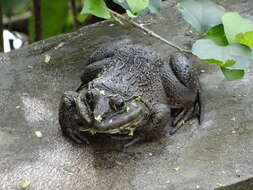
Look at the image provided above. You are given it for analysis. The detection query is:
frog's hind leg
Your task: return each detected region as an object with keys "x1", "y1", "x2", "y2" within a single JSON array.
[
  {"x1": 169, "y1": 107, "x2": 194, "y2": 135},
  {"x1": 160, "y1": 52, "x2": 203, "y2": 134},
  {"x1": 169, "y1": 52, "x2": 203, "y2": 125},
  {"x1": 170, "y1": 89, "x2": 203, "y2": 135}
]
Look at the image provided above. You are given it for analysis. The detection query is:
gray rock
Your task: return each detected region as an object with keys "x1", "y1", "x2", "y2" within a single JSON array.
[{"x1": 1, "y1": 0, "x2": 253, "y2": 190}]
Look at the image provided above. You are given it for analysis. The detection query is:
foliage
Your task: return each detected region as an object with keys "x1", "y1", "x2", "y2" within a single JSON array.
[
  {"x1": 178, "y1": 0, "x2": 253, "y2": 80},
  {"x1": 113, "y1": 0, "x2": 161, "y2": 16},
  {"x1": 177, "y1": 0, "x2": 225, "y2": 34},
  {"x1": 29, "y1": 0, "x2": 70, "y2": 41},
  {"x1": 81, "y1": 0, "x2": 111, "y2": 19},
  {"x1": 127, "y1": 0, "x2": 149, "y2": 14},
  {"x1": 3, "y1": 0, "x2": 29, "y2": 16},
  {"x1": 222, "y1": 12, "x2": 253, "y2": 44},
  {"x1": 4, "y1": 0, "x2": 253, "y2": 81},
  {"x1": 81, "y1": 0, "x2": 253, "y2": 80},
  {"x1": 81, "y1": 0, "x2": 160, "y2": 19},
  {"x1": 204, "y1": 24, "x2": 228, "y2": 46}
]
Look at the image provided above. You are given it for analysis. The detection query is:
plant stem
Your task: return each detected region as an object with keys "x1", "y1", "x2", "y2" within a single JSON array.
[
  {"x1": 70, "y1": 0, "x2": 80, "y2": 29},
  {"x1": 0, "y1": 0, "x2": 3, "y2": 52},
  {"x1": 33, "y1": 0, "x2": 42, "y2": 41},
  {"x1": 108, "y1": 9, "x2": 192, "y2": 54}
]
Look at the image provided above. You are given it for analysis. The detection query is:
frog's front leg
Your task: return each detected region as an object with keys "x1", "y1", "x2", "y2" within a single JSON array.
[
  {"x1": 59, "y1": 91, "x2": 90, "y2": 144},
  {"x1": 160, "y1": 52, "x2": 203, "y2": 134},
  {"x1": 123, "y1": 103, "x2": 170, "y2": 148}
]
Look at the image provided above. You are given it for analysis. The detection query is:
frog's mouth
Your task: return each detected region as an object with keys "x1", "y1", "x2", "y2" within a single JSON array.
[{"x1": 80, "y1": 101, "x2": 150, "y2": 135}]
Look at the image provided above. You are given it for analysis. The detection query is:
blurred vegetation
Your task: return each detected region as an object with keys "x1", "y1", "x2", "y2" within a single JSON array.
[
  {"x1": 2, "y1": 0, "x2": 253, "y2": 81},
  {"x1": 2, "y1": 0, "x2": 127, "y2": 43},
  {"x1": 3, "y1": 0, "x2": 89, "y2": 42}
]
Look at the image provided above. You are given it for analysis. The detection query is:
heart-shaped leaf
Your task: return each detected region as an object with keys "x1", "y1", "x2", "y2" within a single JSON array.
[
  {"x1": 127, "y1": 0, "x2": 149, "y2": 14},
  {"x1": 192, "y1": 39, "x2": 252, "y2": 69},
  {"x1": 177, "y1": 0, "x2": 225, "y2": 34},
  {"x1": 126, "y1": 9, "x2": 137, "y2": 18},
  {"x1": 220, "y1": 67, "x2": 244, "y2": 80},
  {"x1": 222, "y1": 12, "x2": 253, "y2": 44},
  {"x1": 235, "y1": 31, "x2": 253, "y2": 47},
  {"x1": 147, "y1": 0, "x2": 161, "y2": 15},
  {"x1": 114, "y1": 0, "x2": 161, "y2": 16},
  {"x1": 138, "y1": 0, "x2": 161, "y2": 16},
  {"x1": 205, "y1": 24, "x2": 228, "y2": 46},
  {"x1": 81, "y1": 0, "x2": 111, "y2": 19}
]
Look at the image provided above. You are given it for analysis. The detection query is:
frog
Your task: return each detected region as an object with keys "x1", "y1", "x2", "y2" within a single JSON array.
[{"x1": 58, "y1": 39, "x2": 203, "y2": 147}]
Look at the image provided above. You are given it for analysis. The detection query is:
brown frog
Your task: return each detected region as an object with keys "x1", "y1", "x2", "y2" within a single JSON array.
[{"x1": 58, "y1": 40, "x2": 203, "y2": 147}]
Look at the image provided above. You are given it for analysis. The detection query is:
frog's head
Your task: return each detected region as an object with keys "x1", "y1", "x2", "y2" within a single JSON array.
[{"x1": 76, "y1": 83, "x2": 150, "y2": 135}]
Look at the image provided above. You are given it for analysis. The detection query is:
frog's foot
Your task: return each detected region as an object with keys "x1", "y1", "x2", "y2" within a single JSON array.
[
  {"x1": 110, "y1": 134, "x2": 135, "y2": 141},
  {"x1": 109, "y1": 134, "x2": 143, "y2": 148},
  {"x1": 169, "y1": 106, "x2": 194, "y2": 135},
  {"x1": 64, "y1": 128, "x2": 90, "y2": 145},
  {"x1": 123, "y1": 136, "x2": 143, "y2": 148}
]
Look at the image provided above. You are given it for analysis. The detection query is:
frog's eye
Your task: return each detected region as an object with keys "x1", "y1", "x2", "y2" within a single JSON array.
[
  {"x1": 109, "y1": 97, "x2": 125, "y2": 111},
  {"x1": 115, "y1": 98, "x2": 125, "y2": 108}
]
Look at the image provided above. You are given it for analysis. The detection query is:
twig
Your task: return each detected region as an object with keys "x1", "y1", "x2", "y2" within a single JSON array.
[{"x1": 108, "y1": 9, "x2": 192, "y2": 54}]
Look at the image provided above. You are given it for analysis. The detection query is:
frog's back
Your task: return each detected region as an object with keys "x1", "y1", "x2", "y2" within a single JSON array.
[{"x1": 99, "y1": 44, "x2": 169, "y2": 106}]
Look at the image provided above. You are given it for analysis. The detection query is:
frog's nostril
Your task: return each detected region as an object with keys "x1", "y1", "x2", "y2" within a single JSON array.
[
  {"x1": 109, "y1": 97, "x2": 125, "y2": 111},
  {"x1": 85, "y1": 91, "x2": 94, "y2": 104}
]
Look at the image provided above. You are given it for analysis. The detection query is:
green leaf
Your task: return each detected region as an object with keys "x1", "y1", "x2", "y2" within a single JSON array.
[
  {"x1": 220, "y1": 67, "x2": 244, "y2": 80},
  {"x1": 222, "y1": 60, "x2": 236, "y2": 67},
  {"x1": 42, "y1": 0, "x2": 69, "y2": 38},
  {"x1": 148, "y1": 0, "x2": 161, "y2": 15},
  {"x1": 81, "y1": 0, "x2": 111, "y2": 19},
  {"x1": 139, "y1": 0, "x2": 161, "y2": 16},
  {"x1": 235, "y1": 31, "x2": 253, "y2": 47},
  {"x1": 29, "y1": 0, "x2": 69, "y2": 41},
  {"x1": 113, "y1": 0, "x2": 129, "y2": 10},
  {"x1": 222, "y1": 12, "x2": 253, "y2": 44},
  {"x1": 192, "y1": 39, "x2": 252, "y2": 69},
  {"x1": 113, "y1": 0, "x2": 161, "y2": 16},
  {"x1": 205, "y1": 24, "x2": 228, "y2": 46},
  {"x1": 3, "y1": 0, "x2": 28, "y2": 16},
  {"x1": 177, "y1": 0, "x2": 225, "y2": 34},
  {"x1": 127, "y1": 0, "x2": 149, "y2": 14},
  {"x1": 126, "y1": 10, "x2": 137, "y2": 18}
]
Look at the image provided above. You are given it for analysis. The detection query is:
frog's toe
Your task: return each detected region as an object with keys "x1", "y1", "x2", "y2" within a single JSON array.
[
  {"x1": 110, "y1": 134, "x2": 135, "y2": 141},
  {"x1": 170, "y1": 106, "x2": 194, "y2": 135},
  {"x1": 65, "y1": 128, "x2": 90, "y2": 145},
  {"x1": 194, "y1": 90, "x2": 204, "y2": 125},
  {"x1": 169, "y1": 125, "x2": 182, "y2": 135},
  {"x1": 123, "y1": 136, "x2": 142, "y2": 148}
]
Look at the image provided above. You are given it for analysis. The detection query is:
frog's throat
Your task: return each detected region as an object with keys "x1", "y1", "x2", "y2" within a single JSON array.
[{"x1": 80, "y1": 112, "x2": 149, "y2": 135}]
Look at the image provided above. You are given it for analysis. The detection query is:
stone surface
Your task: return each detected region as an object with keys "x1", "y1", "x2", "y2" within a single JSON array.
[
  {"x1": 216, "y1": 178, "x2": 253, "y2": 190},
  {"x1": 1, "y1": 1, "x2": 253, "y2": 190}
]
